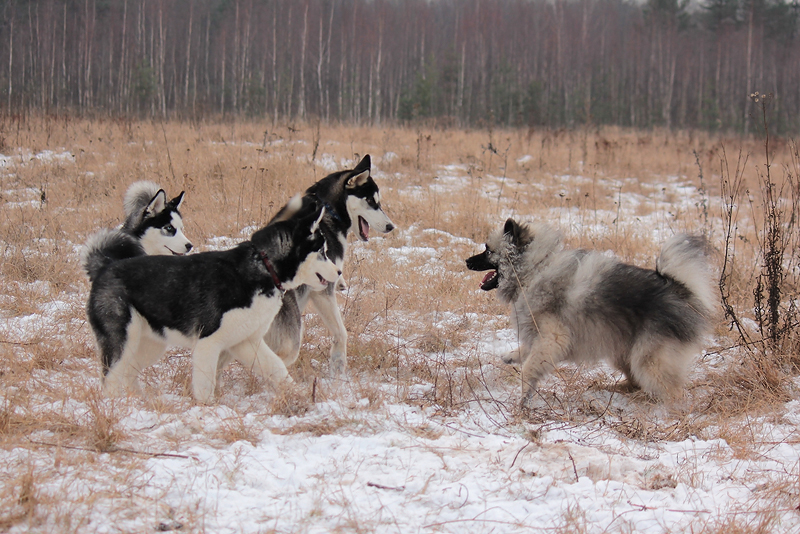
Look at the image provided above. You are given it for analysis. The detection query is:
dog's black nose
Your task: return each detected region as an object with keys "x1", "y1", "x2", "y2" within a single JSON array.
[
  {"x1": 386, "y1": 223, "x2": 395, "y2": 232},
  {"x1": 186, "y1": 243, "x2": 193, "y2": 252}
]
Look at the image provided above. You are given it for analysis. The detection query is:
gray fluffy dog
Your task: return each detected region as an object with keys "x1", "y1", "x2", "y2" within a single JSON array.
[{"x1": 466, "y1": 219, "x2": 716, "y2": 405}]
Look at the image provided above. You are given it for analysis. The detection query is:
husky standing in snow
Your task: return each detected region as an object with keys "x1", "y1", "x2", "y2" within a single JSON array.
[
  {"x1": 84, "y1": 197, "x2": 341, "y2": 402},
  {"x1": 264, "y1": 155, "x2": 395, "y2": 376},
  {"x1": 466, "y1": 219, "x2": 716, "y2": 405}
]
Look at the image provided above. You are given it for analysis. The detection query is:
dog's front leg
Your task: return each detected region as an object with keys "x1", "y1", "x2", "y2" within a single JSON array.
[
  {"x1": 265, "y1": 291, "x2": 303, "y2": 367},
  {"x1": 192, "y1": 339, "x2": 222, "y2": 403},
  {"x1": 309, "y1": 287, "x2": 347, "y2": 376},
  {"x1": 504, "y1": 306, "x2": 534, "y2": 364},
  {"x1": 518, "y1": 316, "x2": 571, "y2": 407},
  {"x1": 519, "y1": 351, "x2": 561, "y2": 407}
]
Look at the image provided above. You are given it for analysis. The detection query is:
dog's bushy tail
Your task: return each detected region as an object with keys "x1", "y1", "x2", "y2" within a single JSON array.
[
  {"x1": 122, "y1": 181, "x2": 161, "y2": 229},
  {"x1": 657, "y1": 234, "x2": 717, "y2": 318},
  {"x1": 81, "y1": 229, "x2": 145, "y2": 281},
  {"x1": 268, "y1": 194, "x2": 304, "y2": 224}
]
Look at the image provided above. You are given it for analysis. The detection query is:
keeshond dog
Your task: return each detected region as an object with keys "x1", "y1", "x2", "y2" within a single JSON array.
[{"x1": 466, "y1": 219, "x2": 715, "y2": 405}]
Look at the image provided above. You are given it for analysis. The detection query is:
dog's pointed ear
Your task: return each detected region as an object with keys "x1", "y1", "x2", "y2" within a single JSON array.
[
  {"x1": 169, "y1": 191, "x2": 185, "y2": 211},
  {"x1": 145, "y1": 189, "x2": 167, "y2": 217},
  {"x1": 345, "y1": 155, "x2": 371, "y2": 189},
  {"x1": 503, "y1": 218, "x2": 530, "y2": 247},
  {"x1": 353, "y1": 154, "x2": 371, "y2": 173},
  {"x1": 504, "y1": 218, "x2": 519, "y2": 238}
]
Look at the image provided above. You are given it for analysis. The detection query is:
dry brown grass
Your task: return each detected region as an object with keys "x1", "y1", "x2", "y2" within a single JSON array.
[{"x1": 1, "y1": 116, "x2": 798, "y2": 530}]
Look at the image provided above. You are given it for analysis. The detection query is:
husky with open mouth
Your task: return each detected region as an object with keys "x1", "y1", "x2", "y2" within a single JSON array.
[
  {"x1": 467, "y1": 219, "x2": 716, "y2": 405},
  {"x1": 265, "y1": 155, "x2": 395, "y2": 376},
  {"x1": 84, "y1": 197, "x2": 340, "y2": 402}
]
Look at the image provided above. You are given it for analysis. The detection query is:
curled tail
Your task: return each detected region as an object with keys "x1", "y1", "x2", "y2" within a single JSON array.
[
  {"x1": 81, "y1": 229, "x2": 145, "y2": 281},
  {"x1": 656, "y1": 234, "x2": 717, "y2": 319},
  {"x1": 267, "y1": 194, "x2": 304, "y2": 224},
  {"x1": 122, "y1": 181, "x2": 162, "y2": 230}
]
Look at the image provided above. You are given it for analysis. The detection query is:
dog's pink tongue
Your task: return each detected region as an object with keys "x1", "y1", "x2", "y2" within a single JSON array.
[
  {"x1": 481, "y1": 271, "x2": 496, "y2": 286},
  {"x1": 359, "y1": 217, "x2": 370, "y2": 240}
]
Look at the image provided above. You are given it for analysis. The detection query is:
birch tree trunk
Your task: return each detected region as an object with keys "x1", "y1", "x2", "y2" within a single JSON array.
[
  {"x1": 317, "y1": 9, "x2": 325, "y2": 118},
  {"x1": 119, "y1": 0, "x2": 128, "y2": 113},
  {"x1": 375, "y1": 21, "x2": 382, "y2": 125},
  {"x1": 744, "y1": 5, "x2": 754, "y2": 134},
  {"x1": 7, "y1": 15, "x2": 12, "y2": 111},
  {"x1": 298, "y1": 2, "x2": 308, "y2": 119},
  {"x1": 184, "y1": 1, "x2": 193, "y2": 111},
  {"x1": 272, "y1": 2, "x2": 278, "y2": 122}
]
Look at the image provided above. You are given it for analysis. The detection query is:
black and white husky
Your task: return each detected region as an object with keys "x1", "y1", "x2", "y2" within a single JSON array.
[
  {"x1": 84, "y1": 197, "x2": 341, "y2": 402},
  {"x1": 121, "y1": 181, "x2": 193, "y2": 257},
  {"x1": 81, "y1": 182, "x2": 192, "y2": 282},
  {"x1": 466, "y1": 219, "x2": 716, "y2": 405},
  {"x1": 265, "y1": 155, "x2": 394, "y2": 375}
]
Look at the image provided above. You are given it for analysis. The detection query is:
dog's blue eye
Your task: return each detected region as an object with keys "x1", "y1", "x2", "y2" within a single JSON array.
[{"x1": 163, "y1": 225, "x2": 176, "y2": 235}]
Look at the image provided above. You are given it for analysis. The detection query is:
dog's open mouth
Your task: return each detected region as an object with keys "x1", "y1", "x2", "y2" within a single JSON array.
[
  {"x1": 480, "y1": 271, "x2": 500, "y2": 291},
  {"x1": 358, "y1": 216, "x2": 370, "y2": 241},
  {"x1": 316, "y1": 273, "x2": 330, "y2": 286},
  {"x1": 166, "y1": 247, "x2": 187, "y2": 256}
]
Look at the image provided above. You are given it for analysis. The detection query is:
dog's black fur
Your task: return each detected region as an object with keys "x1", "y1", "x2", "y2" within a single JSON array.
[{"x1": 264, "y1": 155, "x2": 395, "y2": 375}]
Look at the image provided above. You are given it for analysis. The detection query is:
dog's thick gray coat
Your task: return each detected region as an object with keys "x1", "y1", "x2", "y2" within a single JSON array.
[{"x1": 467, "y1": 220, "x2": 715, "y2": 404}]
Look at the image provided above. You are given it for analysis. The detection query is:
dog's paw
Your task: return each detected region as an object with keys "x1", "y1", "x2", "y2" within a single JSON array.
[
  {"x1": 192, "y1": 376, "x2": 217, "y2": 404},
  {"x1": 103, "y1": 374, "x2": 142, "y2": 398},
  {"x1": 518, "y1": 391, "x2": 536, "y2": 413},
  {"x1": 610, "y1": 379, "x2": 640, "y2": 394},
  {"x1": 502, "y1": 349, "x2": 522, "y2": 364},
  {"x1": 328, "y1": 352, "x2": 347, "y2": 378},
  {"x1": 519, "y1": 379, "x2": 540, "y2": 410}
]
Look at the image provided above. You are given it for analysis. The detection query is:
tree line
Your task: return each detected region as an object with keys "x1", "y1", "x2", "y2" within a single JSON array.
[{"x1": 1, "y1": 0, "x2": 798, "y2": 133}]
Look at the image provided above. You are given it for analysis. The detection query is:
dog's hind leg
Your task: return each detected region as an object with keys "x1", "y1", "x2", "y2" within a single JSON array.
[
  {"x1": 309, "y1": 288, "x2": 347, "y2": 377},
  {"x1": 103, "y1": 316, "x2": 165, "y2": 396},
  {"x1": 265, "y1": 291, "x2": 303, "y2": 366},
  {"x1": 104, "y1": 346, "x2": 143, "y2": 396},
  {"x1": 629, "y1": 338, "x2": 693, "y2": 400},
  {"x1": 227, "y1": 337, "x2": 292, "y2": 388},
  {"x1": 518, "y1": 315, "x2": 571, "y2": 406}
]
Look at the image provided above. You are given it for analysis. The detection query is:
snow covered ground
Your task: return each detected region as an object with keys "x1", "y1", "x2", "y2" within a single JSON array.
[{"x1": 1, "y1": 144, "x2": 799, "y2": 533}]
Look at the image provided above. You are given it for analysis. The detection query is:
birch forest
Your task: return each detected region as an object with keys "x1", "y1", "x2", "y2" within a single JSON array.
[{"x1": 1, "y1": 0, "x2": 798, "y2": 133}]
